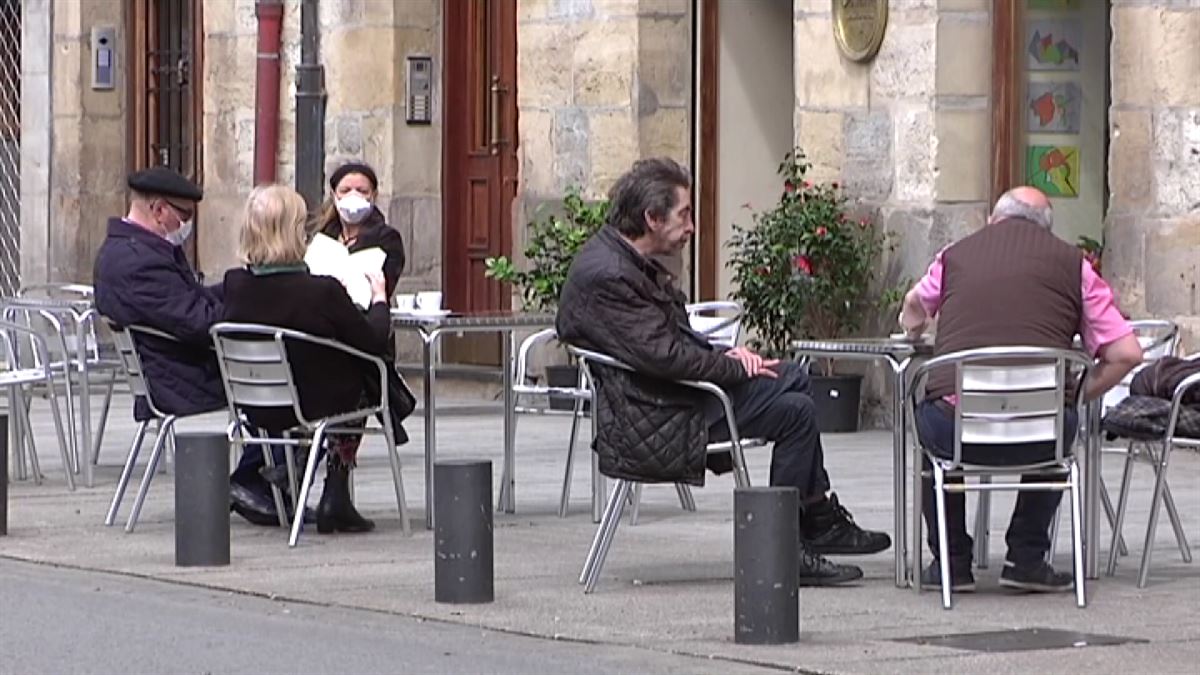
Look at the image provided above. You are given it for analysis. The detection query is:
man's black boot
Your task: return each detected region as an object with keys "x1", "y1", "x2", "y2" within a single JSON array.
[
  {"x1": 316, "y1": 455, "x2": 375, "y2": 534},
  {"x1": 801, "y1": 492, "x2": 892, "y2": 555}
]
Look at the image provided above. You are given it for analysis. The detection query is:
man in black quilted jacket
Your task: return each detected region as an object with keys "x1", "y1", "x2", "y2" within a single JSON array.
[
  {"x1": 94, "y1": 167, "x2": 296, "y2": 527},
  {"x1": 557, "y1": 158, "x2": 890, "y2": 586}
]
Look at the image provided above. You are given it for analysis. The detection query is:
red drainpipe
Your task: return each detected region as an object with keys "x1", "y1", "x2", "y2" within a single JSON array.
[{"x1": 254, "y1": 0, "x2": 284, "y2": 185}]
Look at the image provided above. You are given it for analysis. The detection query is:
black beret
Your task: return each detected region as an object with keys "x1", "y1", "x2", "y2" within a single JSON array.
[
  {"x1": 127, "y1": 166, "x2": 203, "y2": 202},
  {"x1": 329, "y1": 161, "x2": 378, "y2": 192}
]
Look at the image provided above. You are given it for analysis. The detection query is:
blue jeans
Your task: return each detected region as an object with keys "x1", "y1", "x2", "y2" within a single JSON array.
[{"x1": 916, "y1": 400, "x2": 1077, "y2": 567}]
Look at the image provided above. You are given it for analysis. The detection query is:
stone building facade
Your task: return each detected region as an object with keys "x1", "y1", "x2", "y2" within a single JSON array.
[{"x1": 14, "y1": 0, "x2": 1200, "y2": 354}]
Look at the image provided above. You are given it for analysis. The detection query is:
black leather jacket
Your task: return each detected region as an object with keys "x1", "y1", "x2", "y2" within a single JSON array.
[{"x1": 556, "y1": 226, "x2": 747, "y2": 484}]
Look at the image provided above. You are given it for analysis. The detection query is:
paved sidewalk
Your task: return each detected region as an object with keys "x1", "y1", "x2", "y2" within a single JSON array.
[{"x1": 3, "y1": 394, "x2": 1198, "y2": 674}]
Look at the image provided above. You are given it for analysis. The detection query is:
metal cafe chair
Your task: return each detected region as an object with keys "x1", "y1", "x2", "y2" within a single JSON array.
[
  {"x1": 2, "y1": 290, "x2": 121, "y2": 489},
  {"x1": 908, "y1": 346, "x2": 1092, "y2": 609},
  {"x1": 211, "y1": 323, "x2": 412, "y2": 546},
  {"x1": 567, "y1": 345, "x2": 758, "y2": 594},
  {"x1": 0, "y1": 319, "x2": 76, "y2": 489},
  {"x1": 103, "y1": 321, "x2": 208, "y2": 532},
  {"x1": 1104, "y1": 350, "x2": 1199, "y2": 587}
]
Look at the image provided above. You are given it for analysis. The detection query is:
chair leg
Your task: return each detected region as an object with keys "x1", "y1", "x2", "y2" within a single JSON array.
[
  {"x1": 973, "y1": 480, "x2": 990, "y2": 569},
  {"x1": 912, "y1": 451, "x2": 925, "y2": 594},
  {"x1": 44, "y1": 380, "x2": 76, "y2": 491},
  {"x1": 89, "y1": 370, "x2": 118, "y2": 466},
  {"x1": 11, "y1": 386, "x2": 28, "y2": 481},
  {"x1": 1137, "y1": 440, "x2": 1175, "y2": 588},
  {"x1": 104, "y1": 420, "x2": 149, "y2": 526},
  {"x1": 125, "y1": 417, "x2": 175, "y2": 533},
  {"x1": 1107, "y1": 446, "x2": 1137, "y2": 576},
  {"x1": 932, "y1": 465, "x2": 953, "y2": 609},
  {"x1": 15, "y1": 388, "x2": 42, "y2": 485},
  {"x1": 1069, "y1": 462, "x2": 1087, "y2": 608},
  {"x1": 1098, "y1": 473, "x2": 1129, "y2": 556},
  {"x1": 1159, "y1": 479, "x2": 1192, "y2": 564},
  {"x1": 676, "y1": 483, "x2": 696, "y2": 512},
  {"x1": 581, "y1": 479, "x2": 632, "y2": 594},
  {"x1": 628, "y1": 483, "x2": 642, "y2": 526},
  {"x1": 289, "y1": 423, "x2": 328, "y2": 547},
  {"x1": 558, "y1": 396, "x2": 584, "y2": 518},
  {"x1": 259, "y1": 435, "x2": 290, "y2": 529},
  {"x1": 381, "y1": 414, "x2": 411, "y2": 537}
]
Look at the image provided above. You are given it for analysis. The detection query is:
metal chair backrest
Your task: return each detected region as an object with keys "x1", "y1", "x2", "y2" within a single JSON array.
[
  {"x1": 686, "y1": 301, "x2": 742, "y2": 349},
  {"x1": 210, "y1": 323, "x2": 300, "y2": 413},
  {"x1": 211, "y1": 322, "x2": 389, "y2": 430},
  {"x1": 909, "y1": 346, "x2": 1091, "y2": 467},
  {"x1": 1131, "y1": 319, "x2": 1179, "y2": 360},
  {"x1": 104, "y1": 318, "x2": 177, "y2": 418},
  {"x1": 1102, "y1": 319, "x2": 1180, "y2": 415},
  {"x1": 1, "y1": 296, "x2": 104, "y2": 366}
]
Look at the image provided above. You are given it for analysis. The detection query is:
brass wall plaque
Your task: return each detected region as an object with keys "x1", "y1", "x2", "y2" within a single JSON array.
[{"x1": 832, "y1": 0, "x2": 889, "y2": 62}]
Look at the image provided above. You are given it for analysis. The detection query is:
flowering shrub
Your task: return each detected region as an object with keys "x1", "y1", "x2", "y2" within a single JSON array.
[
  {"x1": 484, "y1": 188, "x2": 608, "y2": 312},
  {"x1": 1077, "y1": 235, "x2": 1102, "y2": 276},
  {"x1": 727, "y1": 150, "x2": 900, "y2": 358}
]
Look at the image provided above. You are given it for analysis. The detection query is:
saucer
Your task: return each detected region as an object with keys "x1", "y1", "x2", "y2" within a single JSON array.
[{"x1": 405, "y1": 308, "x2": 452, "y2": 318}]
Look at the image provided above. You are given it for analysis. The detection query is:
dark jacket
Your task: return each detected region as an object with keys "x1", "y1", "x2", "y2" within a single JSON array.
[
  {"x1": 556, "y1": 226, "x2": 748, "y2": 485},
  {"x1": 221, "y1": 267, "x2": 413, "y2": 441},
  {"x1": 321, "y1": 207, "x2": 406, "y2": 297},
  {"x1": 94, "y1": 217, "x2": 226, "y2": 420}
]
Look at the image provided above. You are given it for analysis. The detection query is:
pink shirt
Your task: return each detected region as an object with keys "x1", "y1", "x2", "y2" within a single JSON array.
[{"x1": 912, "y1": 248, "x2": 1132, "y2": 357}]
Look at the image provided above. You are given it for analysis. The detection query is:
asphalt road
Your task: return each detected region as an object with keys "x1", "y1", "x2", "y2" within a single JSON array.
[{"x1": 0, "y1": 558, "x2": 778, "y2": 675}]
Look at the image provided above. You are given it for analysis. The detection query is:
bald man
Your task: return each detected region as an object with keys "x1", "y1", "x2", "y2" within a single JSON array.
[{"x1": 899, "y1": 186, "x2": 1143, "y2": 593}]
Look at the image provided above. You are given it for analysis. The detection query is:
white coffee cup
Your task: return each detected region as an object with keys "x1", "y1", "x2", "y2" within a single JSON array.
[
  {"x1": 394, "y1": 293, "x2": 416, "y2": 312},
  {"x1": 416, "y1": 291, "x2": 443, "y2": 311}
]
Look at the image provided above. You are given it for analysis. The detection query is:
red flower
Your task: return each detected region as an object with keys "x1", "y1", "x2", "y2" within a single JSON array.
[
  {"x1": 755, "y1": 266, "x2": 770, "y2": 277},
  {"x1": 792, "y1": 254, "x2": 813, "y2": 276},
  {"x1": 831, "y1": 181, "x2": 840, "y2": 189},
  {"x1": 803, "y1": 180, "x2": 812, "y2": 189},
  {"x1": 784, "y1": 181, "x2": 796, "y2": 193},
  {"x1": 815, "y1": 226, "x2": 828, "y2": 238}
]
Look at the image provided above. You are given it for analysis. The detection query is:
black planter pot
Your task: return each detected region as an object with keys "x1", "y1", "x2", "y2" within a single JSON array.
[
  {"x1": 810, "y1": 374, "x2": 862, "y2": 433},
  {"x1": 546, "y1": 364, "x2": 589, "y2": 412}
]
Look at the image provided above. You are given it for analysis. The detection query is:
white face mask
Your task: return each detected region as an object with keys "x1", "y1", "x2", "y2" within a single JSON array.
[
  {"x1": 335, "y1": 192, "x2": 373, "y2": 225},
  {"x1": 165, "y1": 219, "x2": 193, "y2": 246}
]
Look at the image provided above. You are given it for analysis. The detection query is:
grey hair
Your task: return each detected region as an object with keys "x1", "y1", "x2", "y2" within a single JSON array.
[
  {"x1": 991, "y1": 191, "x2": 1053, "y2": 229},
  {"x1": 606, "y1": 158, "x2": 692, "y2": 238}
]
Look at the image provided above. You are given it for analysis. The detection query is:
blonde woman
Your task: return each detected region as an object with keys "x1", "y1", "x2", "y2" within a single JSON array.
[{"x1": 223, "y1": 184, "x2": 403, "y2": 534}]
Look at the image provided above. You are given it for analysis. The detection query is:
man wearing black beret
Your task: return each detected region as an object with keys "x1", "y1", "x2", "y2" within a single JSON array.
[{"x1": 95, "y1": 166, "x2": 298, "y2": 527}]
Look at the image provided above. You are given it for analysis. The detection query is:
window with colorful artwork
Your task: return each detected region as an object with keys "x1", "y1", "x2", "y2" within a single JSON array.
[{"x1": 1020, "y1": 0, "x2": 1109, "y2": 248}]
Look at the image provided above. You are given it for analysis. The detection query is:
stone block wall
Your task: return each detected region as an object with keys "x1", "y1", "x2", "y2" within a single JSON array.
[
  {"x1": 42, "y1": 0, "x2": 128, "y2": 283},
  {"x1": 516, "y1": 0, "x2": 692, "y2": 256},
  {"x1": 199, "y1": 0, "x2": 288, "y2": 277},
  {"x1": 1107, "y1": 2, "x2": 1200, "y2": 350},
  {"x1": 199, "y1": 0, "x2": 442, "y2": 290},
  {"x1": 321, "y1": 0, "x2": 442, "y2": 294},
  {"x1": 793, "y1": 0, "x2": 993, "y2": 425}
]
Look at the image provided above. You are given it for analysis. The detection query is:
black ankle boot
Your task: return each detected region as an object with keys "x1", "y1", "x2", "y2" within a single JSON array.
[{"x1": 316, "y1": 455, "x2": 375, "y2": 534}]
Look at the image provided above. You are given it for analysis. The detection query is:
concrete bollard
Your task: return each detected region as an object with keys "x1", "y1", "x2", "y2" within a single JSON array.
[
  {"x1": 734, "y1": 486, "x2": 800, "y2": 644},
  {"x1": 174, "y1": 432, "x2": 230, "y2": 567},
  {"x1": 1, "y1": 415, "x2": 7, "y2": 536},
  {"x1": 434, "y1": 460, "x2": 494, "y2": 604}
]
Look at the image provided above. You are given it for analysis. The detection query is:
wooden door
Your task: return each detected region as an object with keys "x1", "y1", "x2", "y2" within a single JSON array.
[
  {"x1": 443, "y1": 0, "x2": 518, "y2": 364},
  {"x1": 128, "y1": 0, "x2": 204, "y2": 266}
]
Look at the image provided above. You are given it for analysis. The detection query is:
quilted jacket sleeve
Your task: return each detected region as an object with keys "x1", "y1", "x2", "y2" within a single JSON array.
[
  {"x1": 126, "y1": 256, "x2": 223, "y2": 346},
  {"x1": 583, "y1": 276, "x2": 749, "y2": 388}
]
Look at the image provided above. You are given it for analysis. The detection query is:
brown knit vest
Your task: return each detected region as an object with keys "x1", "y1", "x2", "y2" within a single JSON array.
[{"x1": 926, "y1": 218, "x2": 1083, "y2": 401}]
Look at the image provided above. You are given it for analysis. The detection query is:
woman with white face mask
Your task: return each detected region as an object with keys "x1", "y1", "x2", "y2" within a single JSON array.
[{"x1": 318, "y1": 161, "x2": 407, "y2": 298}]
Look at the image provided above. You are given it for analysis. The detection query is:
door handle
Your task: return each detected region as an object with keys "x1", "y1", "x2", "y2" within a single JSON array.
[{"x1": 489, "y1": 75, "x2": 507, "y2": 155}]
